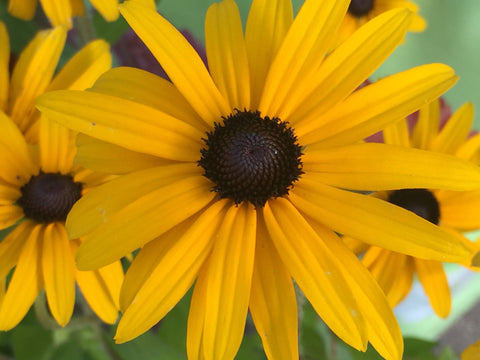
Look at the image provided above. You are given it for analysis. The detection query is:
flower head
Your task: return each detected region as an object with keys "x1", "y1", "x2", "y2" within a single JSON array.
[
  {"x1": 36, "y1": 0, "x2": 480, "y2": 359},
  {"x1": 336, "y1": 0, "x2": 426, "y2": 45},
  {"x1": 7, "y1": 0, "x2": 155, "y2": 28},
  {"x1": 345, "y1": 99, "x2": 480, "y2": 318},
  {"x1": 0, "y1": 23, "x2": 123, "y2": 329}
]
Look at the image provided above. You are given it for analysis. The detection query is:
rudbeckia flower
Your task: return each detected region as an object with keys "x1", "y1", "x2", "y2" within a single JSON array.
[
  {"x1": 0, "y1": 23, "x2": 123, "y2": 329},
  {"x1": 36, "y1": 0, "x2": 480, "y2": 359},
  {"x1": 7, "y1": 0, "x2": 155, "y2": 29},
  {"x1": 344, "y1": 99, "x2": 480, "y2": 318},
  {"x1": 336, "y1": 0, "x2": 426, "y2": 45}
]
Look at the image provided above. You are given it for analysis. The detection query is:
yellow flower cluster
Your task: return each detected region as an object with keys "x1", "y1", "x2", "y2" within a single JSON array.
[{"x1": 0, "y1": 1, "x2": 478, "y2": 359}]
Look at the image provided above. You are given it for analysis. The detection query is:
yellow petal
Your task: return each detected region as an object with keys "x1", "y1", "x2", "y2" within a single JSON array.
[
  {"x1": 414, "y1": 259, "x2": 451, "y2": 318},
  {"x1": 119, "y1": 1, "x2": 230, "y2": 124},
  {"x1": 119, "y1": 216, "x2": 197, "y2": 312},
  {"x1": 89, "y1": 0, "x2": 119, "y2": 21},
  {"x1": 115, "y1": 200, "x2": 229, "y2": 343},
  {"x1": 90, "y1": 67, "x2": 208, "y2": 132},
  {"x1": 456, "y1": 132, "x2": 480, "y2": 162},
  {"x1": 430, "y1": 102, "x2": 474, "y2": 154},
  {"x1": 263, "y1": 198, "x2": 367, "y2": 351},
  {"x1": 75, "y1": 237, "x2": 122, "y2": 324},
  {"x1": 0, "y1": 22, "x2": 9, "y2": 111},
  {"x1": 249, "y1": 217, "x2": 298, "y2": 360},
  {"x1": 9, "y1": 26, "x2": 66, "y2": 132},
  {"x1": 0, "y1": 205, "x2": 24, "y2": 229},
  {"x1": 67, "y1": 164, "x2": 200, "y2": 238},
  {"x1": 462, "y1": 339, "x2": 480, "y2": 360},
  {"x1": 310, "y1": 221, "x2": 403, "y2": 360},
  {"x1": 8, "y1": 0, "x2": 37, "y2": 21},
  {"x1": 47, "y1": 39, "x2": 112, "y2": 92},
  {"x1": 203, "y1": 202, "x2": 257, "y2": 360},
  {"x1": 205, "y1": 0, "x2": 250, "y2": 110},
  {"x1": 259, "y1": 0, "x2": 349, "y2": 117},
  {"x1": 187, "y1": 260, "x2": 209, "y2": 360},
  {"x1": 75, "y1": 134, "x2": 168, "y2": 174},
  {"x1": 0, "y1": 111, "x2": 37, "y2": 184},
  {"x1": 297, "y1": 64, "x2": 457, "y2": 147},
  {"x1": 289, "y1": 181, "x2": 473, "y2": 262},
  {"x1": 36, "y1": 90, "x2": 204, "y2": 161},
  {"x1": 0, "y1": 224, "x2": 43, "y2": 331},
  {"x1": 411, "y1": 99, "x2": 440, "y2": 149},
  {"x1": 0, "y1": 221, "x2": 36, "y2": 278},
  {"x1": 39, "y1": 114, "x2": 76, "y2": 173},
  {"x1": 39, "y1": 0, "x2": 72, "y2": 28},
  {"x1": 245, "y1": 0, "x2": 292, "y2": 109},
  {"x1": 440, "y1": 190, "x2": 480, "y2": 230},
  {"x1": 303, "y1": 142, "x2": 480, "y2": 191},
  {"x1": 75, "y1": 172, "x2": 215, "y2": 270},
  {"x1": 42, "y1": 223, "x2": 75, "y2": 326},
  {"x1": 363, "y1": 247, "x2": 414, "y2": 308},
  {"x1": 382, "y1": 119, "x2": 411, "y2": 147},
  {"x1": 285, "y1": 8, "x2": 413, "y2": 124}
]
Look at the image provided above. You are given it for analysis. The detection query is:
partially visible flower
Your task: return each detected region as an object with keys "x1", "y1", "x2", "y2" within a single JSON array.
[
  {"x1": 336, "y1": 0, "x2": 426, "y2": 46},
  {"x1": 345, "y1": 99, "x2": 480, "y2": 318},
  {"x1": 7, "y1": 0, "x2": 155, "y2": 29},
  {"x1": 462, "y1": 339, "x2": 480, "y2": 360},
  {"x1": 0, "y1": 24, "x2": 122, "y2": 329},
  {"x1": 37, "y1": 0, "x2": 480, "y2": 359}
]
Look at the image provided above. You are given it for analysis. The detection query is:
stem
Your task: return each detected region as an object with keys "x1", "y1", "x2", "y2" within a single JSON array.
[
  {"x1": 34, "y1": 290, "x2": 60, "y2": 331},
  {"x1": 73, "y1": 13, "x2": 96, "y2": 46}
]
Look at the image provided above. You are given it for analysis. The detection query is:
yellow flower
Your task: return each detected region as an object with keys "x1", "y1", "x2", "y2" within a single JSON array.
[
  {"x1": 36, "y1": 0, "x2": 480, "y2": 359},
  {"x1": 344, "y1": 99, "x2": 480, "y2": 319},
  {"x1": 462, "y1": 339, "x2": 480, "y2": 360},
  {"x1": 337, "y1": 0, "x2": 426, "y2": 45},
  {"x1": 0, "y1": 23, "x2": 123, "y2": 329},
  {"x1": 7, "y1": 0, "x2": 154, "y2": 28}
]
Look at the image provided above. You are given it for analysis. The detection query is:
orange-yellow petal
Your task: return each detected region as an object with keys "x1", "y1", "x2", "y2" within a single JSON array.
[
  {"x1": 39, "y1": 0, "x2": 73, "y2": 28},
  {"x1": 0, "y1": 221, "x2": 36, "y2": 278},
  {"x1": 203, "y1": 202, "x2": 257, "y2": 360},
  {"x1": 249, "y1": 216, "x2": 298, "y2": 360},
  {"x1": 0, "y1": 224, "x2": 43, "y2": 330},
  {"x1": 42, "y1": 223, "x2": 75, "y2": 326},
  {"x1": 0, "y1": 22, "x2": 9, "y2": 111},
  {"x1": 89, "y1": 0, "x2": 119, "y2": 21},
  {"x1": 8, "y1": 0, "x2": 37, "y2": 21}
]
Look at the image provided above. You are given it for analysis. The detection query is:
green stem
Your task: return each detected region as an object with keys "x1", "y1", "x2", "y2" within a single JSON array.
[
  {"x1": 73, "y1": 13, "x2": 96, "y2": 46},
  {"x1": 34, "y1": 289, "x2": 60, "y2": 331}
]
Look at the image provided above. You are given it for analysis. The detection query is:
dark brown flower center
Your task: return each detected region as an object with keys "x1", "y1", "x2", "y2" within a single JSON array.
[
  {"x1": 199, "y1": 110, "x2": 303, "y2": 207},
  {"x1": 388, "y1": 189, "x2": 440, "y2": 225},
  {"x1": 348, "y1": 0, "x2": 374, "y2": 17},
  {"x1": 17, "y1": 172, "x2": 83, "y2": 223}
]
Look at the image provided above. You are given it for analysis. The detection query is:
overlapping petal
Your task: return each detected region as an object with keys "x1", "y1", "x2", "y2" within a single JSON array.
[
  {"x1": 206, "y1": 0, "x2": 250, "y2": 110},
  {"x1": 303, "y1": 142, "x2": 480, "y2": 191},
  {"x1": 0, "y1": 22, "x2": 9, "y2": 111},
  {"x1": 36, "y1": 90, "x2": 204, "y2": 161},
  {"x1": 264, "y1": 198, "x2": 367, "y2": 351},
  {"x1": 119, "y1": 0, "x2": 230, "y2": 124},
  {"x1": 115, "y1": 200, "x2": 229, "y2": 343},
  {"x1": 290, "y1": 180, "x2": 473, "y2": 262}
]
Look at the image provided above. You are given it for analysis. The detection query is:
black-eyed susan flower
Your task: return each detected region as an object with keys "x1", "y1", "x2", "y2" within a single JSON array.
[
  {"x1": 462, "y1": 339, "x2": 480, "y2": 360},
  {"x1": 336, "y1": 0, "x2": 426, "y2": 45},
  {"x1": 7, "y1": 0, "x2": 155, "y2": 29},
  {"x1": 36, "y1": 0, "x2": 480, "y2": 359},
  {"x1": 0, "y1": 23, "x2": 123, "y2": 329},
  {"x1": 344, "y1": 99, "x2": 480, "y2": 319}
]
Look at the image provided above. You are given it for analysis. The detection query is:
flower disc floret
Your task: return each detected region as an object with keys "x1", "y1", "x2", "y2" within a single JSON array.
[
  {"x1": 388, "y1": 188, "x2": 440, "y2": 225},
  {"x1": 348, "y1": 0, "x2": 374, "y2": 16},
  {"x1": 199, "y1": 110, "x2": 303, "y2": 207},
  {"x1": 18, "y1": 172, "x2": 83, "y2": 223}
]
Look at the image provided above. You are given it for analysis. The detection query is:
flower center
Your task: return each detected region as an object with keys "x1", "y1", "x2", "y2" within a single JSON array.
[
  {"x1": 388, "y1": 189, "x2": 440, "y2": 225},
  {"x1": 17, "y1": 172, "x2": 83, "y2": 223},
  {"x1": 199, "y1": 110, "x2": 303, "y2": 207},
  {"x1": 348, "y1": 0, "x2": 374, "y2": 17}
]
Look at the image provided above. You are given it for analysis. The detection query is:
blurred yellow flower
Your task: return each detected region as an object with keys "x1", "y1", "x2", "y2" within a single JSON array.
[
  {"x1": 0, "y1": 23, "x2": 122, "y2": 329},
  {"x1": 336, "y1": 0, "x2": 426, "y2": 45},
  {"x1": 345, "y1": 99, "x2": 480, "y2": 318}
]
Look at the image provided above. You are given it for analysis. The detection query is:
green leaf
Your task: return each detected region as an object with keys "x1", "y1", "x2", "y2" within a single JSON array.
[
  {"x1": 12, "y1": 323, "x2": 54, "y2": 360},
  {"x1": 300, "y1": 301, "x2": 328, "y2": 360}
]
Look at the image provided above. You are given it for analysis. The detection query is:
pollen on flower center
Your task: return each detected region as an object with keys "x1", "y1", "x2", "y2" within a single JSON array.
[
  {"x1": 17, "y1": 172, "x2": 83, "y2": 223},
  {"x1": 388, "y1": 189, "x2": 440, "y2": 225},
  {"x1": 348, "y1": 0, "x2": 374, "y2": 17},
  {"x1": 198, "y1": 110, "x2": 303, "y2": 207}
]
